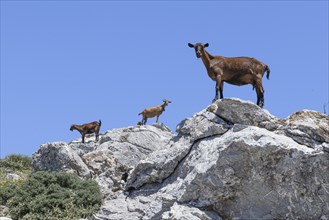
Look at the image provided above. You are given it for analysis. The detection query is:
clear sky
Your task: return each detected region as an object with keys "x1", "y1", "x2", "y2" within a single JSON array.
[{"x1": 1, "y1": 1, "x2": 328, "y2": 158}]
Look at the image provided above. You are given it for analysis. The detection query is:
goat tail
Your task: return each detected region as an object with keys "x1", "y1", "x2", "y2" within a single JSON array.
[
  {"x1": 138, "y1": 112, "x2": 142, "y2": 116},
  {"x1": 98, "y1": 120, "x2": 102, "y2": 127},
  {"x1": 265, "y1": 65, "x2": 271, "y2": 80}
]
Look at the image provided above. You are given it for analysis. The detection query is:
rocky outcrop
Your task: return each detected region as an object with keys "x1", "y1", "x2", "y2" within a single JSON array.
[
  {"x1": 33, "y1": 124, "x2": 174, "y2": 198},
  {"x1": 32, "y1": 98, "x2": 329, "y2": 219}
]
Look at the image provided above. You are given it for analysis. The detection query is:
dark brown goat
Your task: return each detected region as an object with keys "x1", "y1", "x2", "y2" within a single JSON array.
[
  {"x1": 70, "y1": 120, "x2": 102, "y2": 143},
  {"x1": 188, "y1": 43, "x2": 270, "y2": 107}
]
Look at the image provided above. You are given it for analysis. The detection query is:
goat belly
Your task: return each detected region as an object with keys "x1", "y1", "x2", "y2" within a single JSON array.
[
  {"x1": 225, "y1": 74, "x2": 252, "y2": 86},
  {"x1": 84, "y1": 128, "x2": 96, "y2": 134},
  {"x1": 148, "y1": 112, "x2": 158, "y2": 118},
  {"x1": 144, "y1": 110, "x2": 158, "y2": 118},
  {"x1": 226, "y1": 81, "x2": 248, "y2": 86}
]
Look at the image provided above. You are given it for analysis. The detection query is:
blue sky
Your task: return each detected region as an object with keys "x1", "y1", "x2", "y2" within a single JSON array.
[{"x1": 1, "y1": 1, "x2": 328, "y2": 158}]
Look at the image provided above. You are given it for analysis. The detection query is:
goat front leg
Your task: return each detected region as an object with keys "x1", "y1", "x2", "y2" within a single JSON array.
[
  {"x1": 213, "y1": 75, "x2": 223, "y2": 102},
  {"x1": 82, "y1": 134, "x2": 85, "y2": 143},
  {"x1": 213, "y1": 82, "x2": 218, "y2": 102},
  {"x1": 95, "y1": 132, "x2": 99, "y2": 142}
]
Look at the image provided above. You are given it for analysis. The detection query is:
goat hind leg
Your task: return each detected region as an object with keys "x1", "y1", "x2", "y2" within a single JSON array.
[
  {"x1": 143, "y1": 118, "x2": 147, "y2": 125},
  {"x1": 255, "y1": 81, "x2": 265, "y2": 107},
  {"x1": 260, "y1": 85, "x2": 265, "y2": 107},
  {"x1": 219, "y1": 81, "x2": 224, "y2": 99}
]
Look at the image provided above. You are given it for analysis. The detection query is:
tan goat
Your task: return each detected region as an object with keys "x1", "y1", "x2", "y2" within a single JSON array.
[
  {"x1": 70, "y1": 120, "x2": 102, "y2": 143},
  {"x1": 138, "y1": 99, "x2": 171, "y2": 125}
]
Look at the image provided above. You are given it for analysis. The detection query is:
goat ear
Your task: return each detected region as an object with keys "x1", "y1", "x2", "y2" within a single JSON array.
[
  {"x1": 188, "y1": 43, "x2": 194, "y2": 48},
  {"x1": 204, "y1": 43, "x2": 209, "y2": 48}
]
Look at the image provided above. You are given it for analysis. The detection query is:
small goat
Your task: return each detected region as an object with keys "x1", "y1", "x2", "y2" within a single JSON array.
[
  {"x1": 188, "y1": 43, "x2": 270, "y2": 107},
  {"x1": 138, "y1": 99, "x2": 171, "y2": 125},
  {"x1": 70, "y1": 120, "x2": 102, "y2": 143}
]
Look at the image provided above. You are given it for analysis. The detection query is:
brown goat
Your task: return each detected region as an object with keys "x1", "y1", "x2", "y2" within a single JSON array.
[
  {"x1": 70, "y1": 120, "x2": 102, "y2": 143},
  {"x1": 138, "y1": 99, "x2": 171, "y2": 125},
  {"x1": 188, "y1": 43, "x2": 270, "y2": 107}
]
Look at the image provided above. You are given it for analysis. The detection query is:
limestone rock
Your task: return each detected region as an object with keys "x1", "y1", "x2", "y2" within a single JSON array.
[
  {"x1": 277, "y1": 110, "x2": 329, "y2": 148},
  {"x1": 159, "y1": 125, "x2": 327, "y2": 219},
  {"x1": 5, "y1": 173, "x2": 21, "y2": 181},
  {"x1": 126, "y1": 109, "x2": 231, "y2": 190},
  {"x1": 162, "y1": 203, "x2": 222, "y2": 220},
  {"x1": 98, "y1": 124, "x2": 173, "y2": 167},
  {"x1": 32, "y1": 124, "x2": 174, "y2": 198},
  {"x1": 0, "y1": 217, "x2": 12, "y2": 220},
  {"x1": 31, "y1": 98, "x2": 329, "y2": 220},
  {"x1": 211, "y1": 98, "x2": 280, "y2": 130},
  {"x1": 123, "y1": 99, "x2": 329, "y2": 219},
  {"x1": 32, "y1": 142, "x2": 92, "y2": 178}
]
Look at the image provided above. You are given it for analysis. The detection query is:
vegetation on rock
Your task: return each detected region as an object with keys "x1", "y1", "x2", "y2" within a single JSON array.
[{"x1": 0, "y1": 155, "x2": 102, "y2": 220}]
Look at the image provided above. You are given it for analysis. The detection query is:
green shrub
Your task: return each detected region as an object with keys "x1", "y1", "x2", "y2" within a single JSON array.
[
  {"x1": 1, "y1": 171, "x2": 102, "y2": 220},
  {"x1": 0, "y1": 154, "x2": 32, "y2": 172},
  {"x1": 0, "y1": 154, "x2": 32, "y2": 190},
  {"x1": 0, "y1": 181, "x2": 19, "y2": 205}
]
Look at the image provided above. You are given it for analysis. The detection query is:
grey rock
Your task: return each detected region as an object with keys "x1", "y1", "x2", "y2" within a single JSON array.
[
  {"x1": 160, "y1": 125, "x2": 327, "y2": 219},
  {"x1": 5, "y1": 173, "x2": 21, "y2": 181},
  {"x1": 126, "y1": 109, "x2": 231, "y2": 190},
  {"x1": 32, "y1": 98, "x2": 329, "y2": 220},
  {"x1": 176, "y1": 110, "x2": 231, "y2": 141},
  {"x1": 32, "y1": 124, "x2": 174, "y2": 198},
  {"x1": 124, "y1": 99, "x2": 329, "y2": 219},
  {"x1": 32, "y1": 142, "x2": 92, "y2": 178},
  {"x1": 277, "y1": 110, "x2": 329, "y2": 148},
  {"x1": 212, "y1": 98, "x2": 280, "y2": 130},
  {"x1": 98, "y1": 124, "x2": 173, "y2": 167},
  {"x1": 83, "y1": 149, "x2": 129, "y2": 197},
  {"x1": 93, "y1": 193, "x2": 149, "y2": 220},
  {"x1": 125, "y1": 136, "x2": 192, "y2": 190},
  {"x1": 162, "y1": 203, "x2": 222, "y2": 220}
]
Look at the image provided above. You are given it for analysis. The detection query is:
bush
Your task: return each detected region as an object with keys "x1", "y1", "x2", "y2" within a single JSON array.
[
  {"x1": 0, "y1": 154, "x2": 32, "y2": 191},
  {"x1": 1, "y1": 171, "x2": 102, "y2": 220},
  {"x1": 0, "y1": 154, "x2": 32, "y2": 172}
]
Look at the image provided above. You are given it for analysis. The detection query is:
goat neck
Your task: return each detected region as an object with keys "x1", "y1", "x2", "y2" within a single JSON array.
[
  {"x1": 73, "y1": 125, "x2": 84, "y2": 132},
  {"x1": 161, "y1": 103, "x2": 167, "y2": 111},
  {"x1": 200, "y1": 49, "x2": 213, "y2": 69},
  {"x1": 200, "y1": 49, "x2": 219, "y2": 81}
]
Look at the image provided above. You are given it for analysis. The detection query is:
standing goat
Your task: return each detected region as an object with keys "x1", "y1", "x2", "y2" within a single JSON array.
[
  {"x1": 138, "y1": 99, "x2": 171, "y2": 125},
  {"x1": 188, "y1": 43, "x2": 270, "y2": 107},
  {"x1": 70, "y1": 120, "x2": 102, "y2": 143}
]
